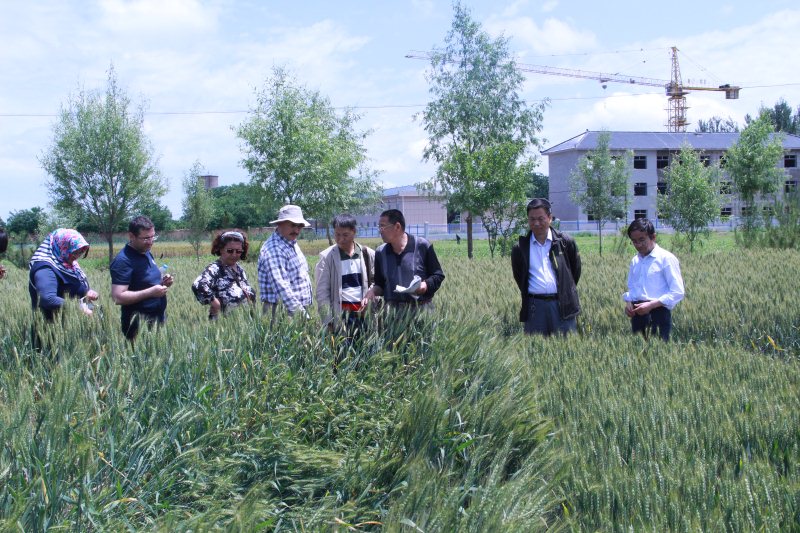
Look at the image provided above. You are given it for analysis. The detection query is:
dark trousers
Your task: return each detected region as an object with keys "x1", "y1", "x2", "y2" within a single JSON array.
[
  {"x1": 524, "y1": 297, "x2": 576, "y2": 336},
  {"x1": 122, "y1": 311, "x2": 164, "y2": 341},
  {"x1": 631, "y1": 306, "x2": 672, "y2": 341}
]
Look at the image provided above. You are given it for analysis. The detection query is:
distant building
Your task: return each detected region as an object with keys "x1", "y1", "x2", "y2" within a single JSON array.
[
  {"x1": 201, "y1": 175, "x2": 219, "y2": 190},
  {"x1": 544, "y1": 131, "x2": 800, "y2": 222},
  {"x1": 355, "y1": 185, "x2": 448, "y2": 229}
]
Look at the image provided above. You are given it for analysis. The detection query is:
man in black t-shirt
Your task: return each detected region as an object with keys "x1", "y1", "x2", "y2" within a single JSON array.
[{"x1": 110, "y1": 216, "x2": 174, "y2": 341}]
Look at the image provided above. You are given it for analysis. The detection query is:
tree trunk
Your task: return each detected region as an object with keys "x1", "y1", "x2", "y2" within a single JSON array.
[
  {"x1": 466, "y1": 212, "x2": 474, "y2": 260},
  {"x1": 326, "y1": 225, "x2": 333, "y2": 246},
  {"x1": 597, "y1": 221, "x2": 603, "y2": 256},
  {"x1": 107, "y1": 234, "x2": 114, "y2": 265}
]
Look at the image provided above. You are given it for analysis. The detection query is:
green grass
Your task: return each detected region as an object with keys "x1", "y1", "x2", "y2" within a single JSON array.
[{"x1": 0, "y1": 242, "x2": 798, "y2": 531}]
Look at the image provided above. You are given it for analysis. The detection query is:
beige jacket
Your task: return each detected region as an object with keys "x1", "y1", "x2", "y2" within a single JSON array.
[{"x1": 314, "y1": 243, "x2": 375, "y2": 327}]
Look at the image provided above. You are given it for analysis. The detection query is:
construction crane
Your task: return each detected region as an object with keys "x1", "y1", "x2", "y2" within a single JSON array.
[{"x1": 406, "y1": 47, "x2": 740, "y2": 132}]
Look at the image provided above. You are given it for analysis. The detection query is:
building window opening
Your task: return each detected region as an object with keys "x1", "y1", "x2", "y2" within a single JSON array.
[
  {"x1": 785, "y1": 154, "x2": 797, "y2": 168},
  {"x1": 634, "y1": 182, "x2": 647, "y2": 196},
  {"x1": 634, "y1": 209, "x2": 648, "y2": 220},
  {"x1": 633, "y1": 155, "x2": 647, "y2": 169}
]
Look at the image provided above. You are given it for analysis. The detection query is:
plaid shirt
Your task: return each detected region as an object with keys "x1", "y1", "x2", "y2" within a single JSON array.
[{"x1": 257, "y1": 232, "x2": 312, "y2": 312}]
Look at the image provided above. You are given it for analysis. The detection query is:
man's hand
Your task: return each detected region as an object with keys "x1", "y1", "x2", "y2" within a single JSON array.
[
  {"x1": 633, "y1": 300, "x2": 662, "y2": 315},
  {"x1": 149, "y1": 284, "x2": 169, "y2": 298},
  {"x1": 162, "y1": 274, "x2": 174, "y2": 287},
  {"x1": 414, "y1": 280, "x2": 428, "y2": 296},
  {"x1": 625, "y1": 301, "x2": 636, "y2": 317},
  {"x1": 0, "y1": 264, "x2": 6, "y2": 280},
  {"x1": 85, "y1": 289, "x2": 99, "y2": 301}
]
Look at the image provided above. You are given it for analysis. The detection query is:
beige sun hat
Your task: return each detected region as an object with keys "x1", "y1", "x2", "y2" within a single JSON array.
[{"x1": 270, "y1": 204, "x2": 311, "y2": 227}]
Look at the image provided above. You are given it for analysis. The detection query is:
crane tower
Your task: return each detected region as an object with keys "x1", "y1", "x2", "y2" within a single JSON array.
[{"x1": 406, "y1": 46, "x2": 740, "y2": 132}]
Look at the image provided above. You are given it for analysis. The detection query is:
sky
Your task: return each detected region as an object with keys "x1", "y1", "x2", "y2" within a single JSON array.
[{"x1": 2, "y1": 0, "x2": 799, "y2": 224}]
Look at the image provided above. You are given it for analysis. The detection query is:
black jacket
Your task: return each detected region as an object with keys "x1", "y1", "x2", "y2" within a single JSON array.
[{"x1": 511, "y1": 229, "x2": 581, "y2": 322}]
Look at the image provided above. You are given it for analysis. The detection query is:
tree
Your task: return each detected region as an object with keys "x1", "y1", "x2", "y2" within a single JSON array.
[
  {"x1": 746, "y1": 99, "x2": 800, "y2": 135},
  {"x1": 695, "y1": 116, "x2": 739, "y2": 133},
  {"x1": 40, "y1": 65, "x2": 166, "y2": 263},
  {"x1": 182, "y1": 161, "x2": 214, "y2": 260},
  {"x1": 569, "y1": 131, "x2": 630, "y2": 256},
  {"x1": 421, "y1": 2, "x2": 546, "y2": 259},
  {"x1": 725, "y1": 111, "x2": 785, "y2": 235},
  {"x1": 6, "y1": 207, "x2": 47, "y2": 239},
  {"x1": 209, "y1": 183, "x2": 278, "y2": 230},
  {"x1": 236, "y1": 67, "x2": 382, "y2": 244},
  {"x1": 527, "y1": 170, "x2": 549, "y2": 200},
  {"x1": 657, "y1": 143, "x2": 721, "y2": 252}
]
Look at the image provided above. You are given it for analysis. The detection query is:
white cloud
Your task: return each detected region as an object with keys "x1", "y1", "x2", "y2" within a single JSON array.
[{"x1": 486, "y1": 15, "x2": 597, "y2": 55}]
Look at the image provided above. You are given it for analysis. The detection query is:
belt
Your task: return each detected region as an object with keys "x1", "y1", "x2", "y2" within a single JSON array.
[
  {"x1": 529, "y1": 293, "x2": 558, "y2": 300},
  {"x1": 387, "y1": 299, "x2": 431, "y2": 307},
  {"x1": 341, "y1": 302, "x2": 365, "y2": 313}
]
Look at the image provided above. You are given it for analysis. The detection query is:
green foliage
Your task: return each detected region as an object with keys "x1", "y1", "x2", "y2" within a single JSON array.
[
  {"x1": 746, "y1": 98, "x2": 800, "y2": 135},
  {"x1": 658, "y1": 143, "x2": 721, "y2": 252},
  {"x1": 694, "y1": 116, "x2": 739, "y2": 133},
  {"x1": 181, "y1": 161, "x2": 214, "y2": 260},
  {"x1": 236, "y1": 66, "x2": 382, "y2": 240},
  {"x1": 209, "y1": 183, "x2": 277, "y2": 230},
  {"x1": 569, "y1": 131, "x2": 631, "y2": 256},
  {"x1": 6, "y1": 207, "x2": 47, "y2": 238},
  {"x1": 39, "y1": 65, "x2": 166, "y2": 263},
  {"x1": 727, "y1": 111, "x2": 786, "y2": 238},
  {"x1": 761, "y1": 190, "x2": 800, "y2": 249},
  {"x1": 421, "y1": 2, "x2": 547, "y2": 260}
]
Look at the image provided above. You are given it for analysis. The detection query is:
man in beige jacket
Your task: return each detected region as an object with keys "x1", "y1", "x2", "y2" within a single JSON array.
[{"x1": 315, "y1": 214, "x2": 375, "y2": 337}]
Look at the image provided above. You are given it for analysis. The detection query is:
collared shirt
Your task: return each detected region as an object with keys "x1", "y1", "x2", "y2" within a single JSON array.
[
  {"x1": 622, "y1": 244, "x2": 685, "y2": 310},
  {"x1": 527, "y1": 229, "x2": 558, "y2": 295},
  {"x1": 257, "y1": 231, "x2": 312, "y2": 312},
  {"x1": 339, "y1": 245, "x2": 364, "y2": 304}
]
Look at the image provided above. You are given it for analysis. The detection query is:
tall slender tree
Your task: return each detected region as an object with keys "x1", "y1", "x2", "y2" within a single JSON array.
[
  {"x1": 725, "y1": 111, "x2": 785, "y2": 234},
  {"x1": 40, "y1": 65, "x2": 165, "y2": 263},
  {"x1": 657, "y1": 143, "x2": 721, "y2": 251},
  {"x1": 421, "y1": 2, "x2": 546, "y2": 259},
  {"x1": 569, "y1": 131, "x2": 630, "y2": 256},
  {"x1": 182, "y1": 161, "x2": 214, "y2": 260},
  {"x1": 236, "y1": 67, "x2": 381, "y2": 243}
]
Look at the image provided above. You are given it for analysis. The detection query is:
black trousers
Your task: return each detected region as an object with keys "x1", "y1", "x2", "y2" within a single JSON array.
[{"x1": 631, "y1": 306, "x2": 672, "y2": 341}]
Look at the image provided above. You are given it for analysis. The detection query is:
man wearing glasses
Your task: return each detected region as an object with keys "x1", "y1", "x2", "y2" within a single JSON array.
[
  {"x1": 110, "y1": 215, "x2": 174, "y2": 341},
  {"x1": 257, "y1": 204, "x2": 313, "y2": 318}
]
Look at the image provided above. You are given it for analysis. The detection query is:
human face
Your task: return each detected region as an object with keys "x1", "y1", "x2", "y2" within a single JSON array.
[
  {"x1": 334, "y1": 226, "x2": 356, "y2": 253},
  {"x1": 221, "y1": 241, "x2": 244, "y2": 266},
  {"x1": 276, "y1": 221, "x2": 304, "y2": 241},
  {"x1": 527, "y1": 207, "x2": 552, "y2": 242},
  {"x1": 130, "y1": 228, "x2": 157, "y2": 253},
  {"x1": 378, "y1": 216, "x2": 401, "y2": 244},
  {"x1": 629, "y1": 229, "x2": 656, "y2": 256},
  {"x1": 66, "y1": 246, "x2": 89, "y2": 265}
]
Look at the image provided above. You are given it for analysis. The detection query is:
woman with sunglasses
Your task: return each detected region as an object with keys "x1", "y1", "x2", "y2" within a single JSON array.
[
  {"x1": 192, "y1": 230, "x2": 256, "y2": 320},
  {"x1": 29, "y1": 228, "x2": 99, "y2": 321}
]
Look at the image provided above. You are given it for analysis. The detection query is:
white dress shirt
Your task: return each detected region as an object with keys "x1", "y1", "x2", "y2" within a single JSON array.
[
  {"x1": 622, "y1": 244, "x2": 685, "y2": 310},
  {"x1": 527, "y1": 229, "x2": 558, "y2": 295}
]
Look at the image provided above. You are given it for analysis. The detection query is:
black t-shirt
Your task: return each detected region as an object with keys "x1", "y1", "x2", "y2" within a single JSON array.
[{"x1": 110, "y1": 244, "x2": 166, "y2": 317}]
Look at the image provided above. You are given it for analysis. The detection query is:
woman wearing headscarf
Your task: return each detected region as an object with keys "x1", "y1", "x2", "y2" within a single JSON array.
[
  {"x1": 192, "y1": 230, "x2": 256, "y2": 320},
  {"x1": 29, "y1": 229, "x2": 98, "y2": 321}
]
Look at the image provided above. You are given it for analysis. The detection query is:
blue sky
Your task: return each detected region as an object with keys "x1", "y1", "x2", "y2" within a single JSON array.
[{"x1": 2, "y1": 0, "x2": 799, "y2": 223}]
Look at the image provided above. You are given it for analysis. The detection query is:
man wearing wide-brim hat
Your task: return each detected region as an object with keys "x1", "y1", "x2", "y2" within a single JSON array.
[{"x1": 257, "y1": 204, "x2": 313, "y2": 318}]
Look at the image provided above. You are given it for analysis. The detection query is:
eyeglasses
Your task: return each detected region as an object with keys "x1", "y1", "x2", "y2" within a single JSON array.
[
  {"x1": 137, "y1": 234, "x2": 159, "y2": 242},
  {"x1": 225, "y1": 248, "x2": 243, "y2": 255},
  {"x1": 378, "y1": 223, "x2": 395, "y2": 230}
]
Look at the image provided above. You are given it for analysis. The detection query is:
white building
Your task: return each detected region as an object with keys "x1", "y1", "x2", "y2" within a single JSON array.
[{"x1": 543, "y1": 131, "x2": 800, "y2": 223}]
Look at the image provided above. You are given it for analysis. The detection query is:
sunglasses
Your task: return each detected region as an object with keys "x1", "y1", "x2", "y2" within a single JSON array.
[{"x1": 225, "y1": 248, "x2": 243, "y2": 255}]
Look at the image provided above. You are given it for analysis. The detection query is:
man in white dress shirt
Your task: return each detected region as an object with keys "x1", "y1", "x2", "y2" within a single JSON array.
[{"x1": 622, "y1": 218, "x2": 685, "y2": 341}]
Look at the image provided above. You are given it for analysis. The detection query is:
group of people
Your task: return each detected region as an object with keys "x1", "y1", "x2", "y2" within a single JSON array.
[
  {"x1": 512, "y1": 198, "x2": 685, "y2": 341},
  {"x1": 21, "y1": 198, "x2": 684, "y2": 344},
  {"x1": 23, "y1": 204, "x2": 447, "y2": 344}
]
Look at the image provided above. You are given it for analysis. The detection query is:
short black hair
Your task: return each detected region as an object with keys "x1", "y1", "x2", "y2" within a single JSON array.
[
  {"x1": 526, "y1": 198, "x2": 552, "y2": 216},
  {"x1": 332, "y1": 214, "x2": 357, "y2": 231},
  {"x1": 627, "y1": 218, "x2": 655, "y2": 238},
  {"x1": 380, "y1": 209, "x2": 405, "y2": 231},
  {"x1": 128, "y1": 215, "x2": 154, "y2": 236}
]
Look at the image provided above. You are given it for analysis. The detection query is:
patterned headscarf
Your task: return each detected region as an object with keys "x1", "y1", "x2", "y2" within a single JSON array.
[{"x1": 29, "y1": 229, "x2": 89, "y2": 282}]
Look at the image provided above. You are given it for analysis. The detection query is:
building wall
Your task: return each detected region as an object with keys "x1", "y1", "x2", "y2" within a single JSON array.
[{"x1": 548, "y1": 143, "x2": 800, "y2": 222}]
